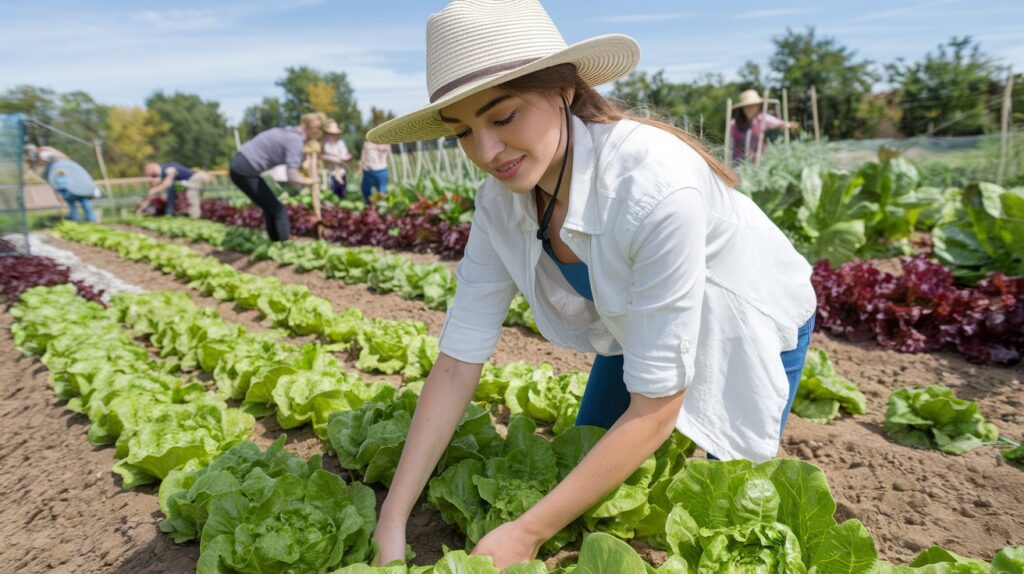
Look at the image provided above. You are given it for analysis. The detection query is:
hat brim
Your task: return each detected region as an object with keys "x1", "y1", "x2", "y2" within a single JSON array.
[{"x1": 367, "y1": 34, "x2": 640, "y2": 144}]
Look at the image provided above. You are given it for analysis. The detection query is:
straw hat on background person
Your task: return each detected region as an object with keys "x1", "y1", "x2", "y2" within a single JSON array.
[
  {"x1": 735, "y1": 89, "x2": 765, "y2": 108},
  {"x1": 324, "y1": 121, "x2": 342, "y2": 136},
  {"x1": 367, "y1": 0, "x2": 640, "y2": 144}
]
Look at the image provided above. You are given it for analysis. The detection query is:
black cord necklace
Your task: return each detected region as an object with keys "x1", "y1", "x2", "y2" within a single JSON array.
[{"x1": 536, "y1": 94, "x2": 573, "y2": 243}]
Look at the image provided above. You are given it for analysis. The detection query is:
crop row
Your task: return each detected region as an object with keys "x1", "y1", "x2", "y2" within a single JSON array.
[
  {"x1": 53, "y1": 222, "x2": 1022, "y2": 459},
  {"x1": 11, "y1": 285, "x2": 1021, "y2": 572},
  {"x1": 124, "y1": 215, "x2": 539, "y2": 333}
]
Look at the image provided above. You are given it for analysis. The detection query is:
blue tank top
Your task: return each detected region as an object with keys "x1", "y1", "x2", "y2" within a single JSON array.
[
  {"x1": 162, "y1": 162, "x2": 194, "y2": 184},
  {"x1": 543, "y1": 241, "x2": 593, "y2": 301}
]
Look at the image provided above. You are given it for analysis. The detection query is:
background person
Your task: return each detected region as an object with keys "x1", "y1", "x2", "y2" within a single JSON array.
[
  {"x1": 728, "y1": 88, "x2": 799, "y2": 164},
  {"x1": 359, "y1": 137, "x2": 391, "y2": 202},
  {"x1": 322, "y1": 120, "x2": 352, "y2": 200},
  {"x1": 142, "y1": 161, "x2": 207, "y2": 218},
  {"x1": 24, "y1": 144, "x2": 100, "y2": 222},
  {"x1": 228, "y1": 113, "x2": 324, "y2": 241},
  {"x1": 366, "y1": 0, "x2": 816, "y2": 569}
]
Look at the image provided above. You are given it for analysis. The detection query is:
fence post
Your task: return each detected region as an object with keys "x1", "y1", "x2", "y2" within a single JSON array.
[
  {"x1": 998, "y1": 68, "x2": 1014, "y2": 184},
  {"x1": 809, "y1": 85, "x2": 821, "y2": 142},
  {"x1": 724, "y1": 98, "x2": 733, "y2": 165},
  {"x1": 92, "y1": 138, "x2": 112, "y2": 198},
  {"x1": 782, "y1": 88, "x2": 790, "y2": 145},
  {"x1": 755, "y1": 88, "x2": 771, "y2": 165}
]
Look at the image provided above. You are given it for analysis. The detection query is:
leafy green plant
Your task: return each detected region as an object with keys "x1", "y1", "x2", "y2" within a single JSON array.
[
  {"x1": 664, "y1": 458, "x2": 877, "y2": 573},
  {"x1": 884, "y1": 385, "x2": 999, "y2": 454},
  {"x1": 791, "y1": 349, "x2": 867, "y2": 423},
  {"x1": 932, "y1": 183, "x2": 1024, "y2": 282}
]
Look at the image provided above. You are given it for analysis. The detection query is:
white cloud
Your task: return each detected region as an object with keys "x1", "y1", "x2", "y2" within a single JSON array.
[
  {"x1": 736, "y1": 8, "x2": 818, "y2": 20},
  {"x1": 0, "y1": 8, "x2": 425, "y2": 123},
  {"x1": 593, "y1": 12, "x2": 693, "y2": 23},
  {"x1": 850, "y1": 0, "x2": 957, "y2": 23},
  {"x1": 132, "y1": 9, "x2": 224, "y2": 31}
]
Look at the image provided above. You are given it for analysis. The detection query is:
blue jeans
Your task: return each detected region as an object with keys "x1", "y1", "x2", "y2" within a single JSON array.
[
  {"x1": 57, "y1": 189, "x2": 97, "y2": 222},
  {"x1": 575, "y1": 315, "x2": 816, "y2": 458},
  {"x1": 361, "y1": 168, "x2": 388, "y2": 202},
  {"x1": 166, "y1": 186, "x2": 177, "y2": 215}
]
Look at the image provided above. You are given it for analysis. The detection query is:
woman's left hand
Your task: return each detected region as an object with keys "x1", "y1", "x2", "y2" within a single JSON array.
[{"x1": 470, "y1": 519, "x2": 543, "y2": 569}]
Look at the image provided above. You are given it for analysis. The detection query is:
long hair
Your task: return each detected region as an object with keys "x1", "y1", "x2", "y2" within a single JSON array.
[
  {"x1": 732, "y1": 107, "x2": 751, "y2": 132},
  {"x1": 500, "y1": 64, "x2": 738, "y2": 188}
]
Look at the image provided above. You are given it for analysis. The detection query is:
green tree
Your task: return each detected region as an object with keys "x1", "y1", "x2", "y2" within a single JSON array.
[
  {"x1": 240, "y1": 96, "x2": 286, "y2": 140},
  {"x1": 762, "y1": 27, "x2": 877, "y2": 140},
  {"x1": 276, "y1": 66, "x2": 362, "y2": 130},
  {"x1": 611, "y1": 71, "x2": 740, "y2": 144},
  {"x1": 56, "y1": 91, "x2": 107, "y2": 138},
  {"x1": 887, "y1": 36, "x2": 1001, "y2": 136},
  {"x1": 145, "y1": 91, "x2": 232, "y2": 168},
  {"x1": 104, "y1": 106, "x2": 166, "y2": 177},
  {"x1": 0, "y1": 85, "x2": 59, "y2": 144}
]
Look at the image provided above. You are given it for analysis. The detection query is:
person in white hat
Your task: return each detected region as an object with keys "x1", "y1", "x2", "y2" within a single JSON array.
[
  {"x1": 368, "y1": 1, "x2": 817, "y2": 567},
  {"x1": 321, "y1": 120, "x2": 352, "y2": 200},
  {"x1": 729, "y1": 88, "x2": 799, "y2": 164}
]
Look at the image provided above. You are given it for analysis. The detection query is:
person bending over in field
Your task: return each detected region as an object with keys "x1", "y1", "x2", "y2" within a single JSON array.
[
  {"x1": 142, "y1": 161, "x2": 207, "y2": 218},
  {"x1": 228, "y1": 112, "x2": 324, "y2": 241},
  {"x1": 24, "y1": 144, "x2": 100, "y2": 222},
  {"x1": 366, "y1": 0, "x2": 817, "y2": 568}
]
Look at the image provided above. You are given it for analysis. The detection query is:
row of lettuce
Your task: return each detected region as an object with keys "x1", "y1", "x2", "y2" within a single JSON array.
[
  {"x1": 127, "y1": 212, "x2": 1024, "y2": 368},
  {"x1": 8, "y1": 282, "x2": 1023, "y2": 573},
  {"x1": 186, "y1": 151, "x2": 1024, "y2": 285},
  {"x1": 4, "y1": 231, "x2": 1019, "y2": 568},
  {"x1": 51, "y1": 221, "x2": 1024, "y2": 459}
]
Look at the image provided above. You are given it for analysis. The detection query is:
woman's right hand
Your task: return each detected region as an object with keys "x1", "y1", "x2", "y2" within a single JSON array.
[{"x1": 371, "y1": 511, "x2": 407, "y2": 566}]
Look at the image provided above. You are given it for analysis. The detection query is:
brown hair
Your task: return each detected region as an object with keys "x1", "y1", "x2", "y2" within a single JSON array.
[{"x1": 500, "y1": 64, "x2": 738, "y2": 188}]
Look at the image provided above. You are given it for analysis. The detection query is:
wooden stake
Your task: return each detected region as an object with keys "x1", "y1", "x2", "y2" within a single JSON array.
[
  {"x1": 782, "y1": 88, "x2": 790, "y2": 145},
  {"x1": 724, "y1": 98, "x2": 733, "y2": 165},
  {"x1": 809, "y1": 85, "x2": 821, "y2": 142},
  {"x1": 755, "y1": 88, "x2": 771, "y2": 165},
  {"x1": 233, "y1": 127, "x2": 242, "y2": 150},
  {"x1": 998, "y1": 68, "x2": 1014, "y2": 184},
  {"x1": 308, "y1": 152, "x2": 324, "y2": 239},
  {"x1": 92, "y1": 138, "x2": 112, "y2": 197}
]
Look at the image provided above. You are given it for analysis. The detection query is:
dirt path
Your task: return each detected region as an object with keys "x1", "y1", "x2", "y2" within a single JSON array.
[{"x1": 2, "y1": 232, "x2": 1021, "y2": 572}]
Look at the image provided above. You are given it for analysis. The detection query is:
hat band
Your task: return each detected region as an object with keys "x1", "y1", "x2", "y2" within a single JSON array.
[{"x1": 429, "y1": 57, "x2": 540, "y2": 103}]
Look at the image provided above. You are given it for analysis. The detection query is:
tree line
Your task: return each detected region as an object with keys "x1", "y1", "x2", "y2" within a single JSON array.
[
  {"x1": 0, "y1": 66, "x2": 389, "y2": 179},
  {"x1": 2, "y1": 30, "x2": 1020, "y2": 179},
  {"x1": 610, "y1": 31, "x2": 1022, "y2": 143}
]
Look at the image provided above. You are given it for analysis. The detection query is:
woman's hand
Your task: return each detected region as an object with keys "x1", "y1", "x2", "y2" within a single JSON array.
[
  {"x1": 470, "y1": 519, "x2": 543, "y2": 570},
  {"x1": 370, "y1": 513, "x2": 407, "y2": 566}
]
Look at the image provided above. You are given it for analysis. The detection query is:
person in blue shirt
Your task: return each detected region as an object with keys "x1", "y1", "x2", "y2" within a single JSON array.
[
  {"x1": 24, "y1": 144, "x2": 100, "y2": 222},
  {"x1": 144, "y1": 161, "x2": 206, "y2": 218}
]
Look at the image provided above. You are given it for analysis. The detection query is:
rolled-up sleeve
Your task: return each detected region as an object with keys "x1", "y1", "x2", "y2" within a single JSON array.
[
  {"x1": 438, "y1": 209, "x2": 518, "y2": 364},
  {"x1": 623, "y1": 187, "x2": 706, "y2": 398}
]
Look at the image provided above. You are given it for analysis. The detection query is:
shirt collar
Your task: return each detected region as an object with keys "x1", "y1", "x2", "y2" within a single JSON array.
[{"x1": 510, "y1": 115, "x2": 607, "y2": 235}]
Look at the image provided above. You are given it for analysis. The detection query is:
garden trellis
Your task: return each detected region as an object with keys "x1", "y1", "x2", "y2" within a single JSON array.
[{"x1": 0, "y1": 113, "x2": 29, "y2": 255}]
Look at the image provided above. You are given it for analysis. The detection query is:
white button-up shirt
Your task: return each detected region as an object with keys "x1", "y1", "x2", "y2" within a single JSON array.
[{"x1": 439, "y1": 117, "x2": 817, "y2": 462}]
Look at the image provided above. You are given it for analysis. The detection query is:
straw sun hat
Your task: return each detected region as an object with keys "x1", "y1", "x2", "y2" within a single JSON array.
[
  {"x1": 324, "y1": 120, "x2": 342, "y2": 135},
  {"x1": 366, "y1": 0, "x2": 640, "y2": 144},
  {"x1": 735, "y1": 89, "x2": 765, "y2": 108}
]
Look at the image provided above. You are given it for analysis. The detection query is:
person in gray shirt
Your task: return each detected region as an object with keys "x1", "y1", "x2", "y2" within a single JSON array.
[
  {"x1": 24, "y1": 144, "x2": 101, "y2": 222},
  {"x1": 229, "y1": 112, "x2": 324, "y2": 240}
]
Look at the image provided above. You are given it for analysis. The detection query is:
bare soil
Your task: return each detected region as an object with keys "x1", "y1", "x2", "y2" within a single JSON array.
[{"x1": 0, "y1": 232, "x2": 1020, "y2": 573}]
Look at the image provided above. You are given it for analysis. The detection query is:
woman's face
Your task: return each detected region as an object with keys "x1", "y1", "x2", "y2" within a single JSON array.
[
  {"x1": 742, "y1": 103, "x2": 761, "y2": 120},
  {"x1": 440, "y1": 87, "x2": 566, "y2": 194}
]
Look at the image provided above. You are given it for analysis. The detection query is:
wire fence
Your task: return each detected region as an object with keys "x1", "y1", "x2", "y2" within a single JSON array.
[{"x1": 0, "y1": 114, "x2": 30, "y2": 255}]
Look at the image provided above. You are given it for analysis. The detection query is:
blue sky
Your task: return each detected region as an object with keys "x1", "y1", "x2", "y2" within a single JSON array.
[{"x1": 2, "y1": 1, "x2": 1021, "y2": 124}]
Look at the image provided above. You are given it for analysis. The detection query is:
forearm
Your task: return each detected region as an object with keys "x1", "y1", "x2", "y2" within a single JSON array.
[
  {"x1": 379, "y1": 353, "x2": 483, "y2": 523},
  {"x1": 517, "y1": 391, "x2": 685, "y2": 542},
  {"x1": 286, "y1": 167, "x2": 315, "y2": 186}
]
